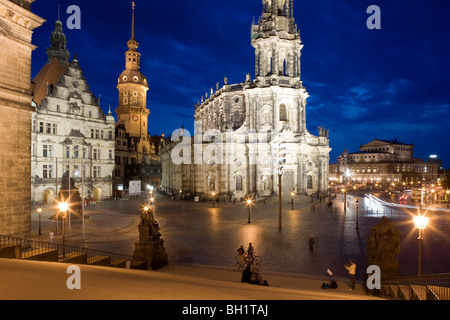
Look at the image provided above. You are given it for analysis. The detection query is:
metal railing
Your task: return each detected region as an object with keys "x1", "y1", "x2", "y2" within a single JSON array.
[
  {"x1": 0, "y1": 234, "x2": 135, "y2": 267},
  {"x1": 383, "y1": 274, "x2": 450, "y2": 300}
]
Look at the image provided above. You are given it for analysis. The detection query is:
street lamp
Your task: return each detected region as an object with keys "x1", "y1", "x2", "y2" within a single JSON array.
[
  {"x1": 355, "y1": 199, "x2": 360, "y2": 230},
  {"x1": 36, "y1": 207, "x2": 43, "y2": 236},
  {"x1": 413, "y1": 214, "x2": 428, "y2": 276},
  {"x1": 150, "y1": 196, "x2": 155, "y2": 214},
  {"x1": 246, "y1": 198, "x2": 252, "y2": 224},
  {"x1": 211, "y1": 192, "x2": 216, "y2": 208},
  {"x1": 290, "y1": 192, "x2": 295, "y2": 210},
  {"x1": 341, "y1": 188, "x2": 347, "y2": 215},
  {"x1": 58, "y1": 201, "x2": 69, "y2": 259}
]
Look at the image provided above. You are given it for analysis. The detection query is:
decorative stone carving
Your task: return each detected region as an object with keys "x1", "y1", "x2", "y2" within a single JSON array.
[{"x1": 366, "y1": 216, "x2": 402, "y2": 280}]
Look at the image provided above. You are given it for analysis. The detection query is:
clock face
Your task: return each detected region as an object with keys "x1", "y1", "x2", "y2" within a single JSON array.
[{"x1": 132, "y1": 115, "x2": 138, "y2": 121}]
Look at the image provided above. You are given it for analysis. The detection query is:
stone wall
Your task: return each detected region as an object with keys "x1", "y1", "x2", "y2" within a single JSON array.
[{"x1": 0, "y1": 0, "x2": 45, "y2": 237}]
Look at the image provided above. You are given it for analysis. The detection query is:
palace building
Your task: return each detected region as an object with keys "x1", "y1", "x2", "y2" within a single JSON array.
[
  {"x1": 329, "y1": 138, "x2": 440, "y2": 186},
  {"x1": 31, "y1": 17, "x2": 116, "y2": 204},
  {"x1": 160, "y1": 0, "x2": 331, "y2": 200}
]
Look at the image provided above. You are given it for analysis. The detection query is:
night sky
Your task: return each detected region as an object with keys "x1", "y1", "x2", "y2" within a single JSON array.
[{"x1": 30, "y1": 0, "x2": 450, "y2": 167}]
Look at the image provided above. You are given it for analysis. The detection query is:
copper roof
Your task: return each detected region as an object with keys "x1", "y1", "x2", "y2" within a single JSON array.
[{"x1": 32, "y1": 57, "x2": 68, "y2": 106}]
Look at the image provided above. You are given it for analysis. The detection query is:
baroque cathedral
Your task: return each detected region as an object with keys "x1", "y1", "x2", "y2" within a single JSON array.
[{"x1": 161, "y1": 0, "x2": 331, "y2": 200}]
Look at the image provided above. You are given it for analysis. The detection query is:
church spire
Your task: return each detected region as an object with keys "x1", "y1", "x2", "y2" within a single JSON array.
[
  {"x1": 46, "y1": 7, "x2": 70, "y2": 65},
  {"x1": 131, "y1": 1, "x2": 136, "y2": 40},
  {"x1": 251, "y1": 0, "x2": 302, "y2": 82},
  {"x1": 127, "y1": 2, "x2": 138, "y2": 52}
]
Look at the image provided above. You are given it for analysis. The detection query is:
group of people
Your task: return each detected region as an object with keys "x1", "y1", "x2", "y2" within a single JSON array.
[
  {"x1": 237, "y1": 242, "x2": 357, "y2": 290},
  {"x1": 237, "y1": 243, "x2": 268, "y2": 286}
]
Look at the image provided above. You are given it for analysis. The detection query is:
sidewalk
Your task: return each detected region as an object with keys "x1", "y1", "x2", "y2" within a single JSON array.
[{"x1": 0, "y1": 258, "x2": 380, "y2": 300}]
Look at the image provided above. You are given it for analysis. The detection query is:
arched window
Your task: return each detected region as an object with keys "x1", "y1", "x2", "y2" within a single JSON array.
[
  {"x1": 236, "y1": 175, "x2": 243, "y2": 191},
  {"x1": 307, "y1": 175, "x2": 313, "y2": 189},
  {"x1": 279, "y1": 104, "x2": 287, "y2": 121}
]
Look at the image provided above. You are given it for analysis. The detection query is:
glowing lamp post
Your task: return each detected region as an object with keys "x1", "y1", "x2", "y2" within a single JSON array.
[
  {"x1": 342, "y1": 188, "x2": 347, "y2": 215},
  {"x1": 290, "y1": 192, "x2": 295, "y2": 210},
  {"x1": 413, "y1": 214, "x2": 428, "y2": 276},
  {"x1": 246, "y1": 199, "x2": 252, "y2": 224},
  {"x1": 150, "y1": 196, "x2": 155, "y2": 214},
  {"x1": 36, "y1": 207, "x2": 43, "y2": 236},
  {"x1": 355, "y1": 199, "x2": 360, "y2": 230},
  {"x1": 211, "y1": 192, "x2": 216, "y2": 208},
  {"x1": 58, "y1": 201, "x2": 69, "y2": 259}
]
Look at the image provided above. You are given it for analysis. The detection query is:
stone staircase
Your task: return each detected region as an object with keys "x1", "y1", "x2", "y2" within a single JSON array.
[
  {"x1": 377, "y1": 277, "x2": 450, "y2": 300},
  {"x1": 0, "y1": 235, "x2": 142, "y2": 269}
]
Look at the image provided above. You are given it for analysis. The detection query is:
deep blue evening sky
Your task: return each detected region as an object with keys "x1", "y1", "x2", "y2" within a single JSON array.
[{"x1": 30, "y1": 0, "x2": 450, "y2": 167}]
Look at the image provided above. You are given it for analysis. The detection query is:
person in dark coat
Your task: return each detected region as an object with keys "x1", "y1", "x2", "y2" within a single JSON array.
[{"x1": 241, "y1": 265, "x2": 252, "y2": 283}]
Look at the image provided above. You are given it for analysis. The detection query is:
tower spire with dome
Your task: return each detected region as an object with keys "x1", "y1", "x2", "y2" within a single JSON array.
[{"x1": 115, "y1": 2, "x2": 150, "y2": 139}]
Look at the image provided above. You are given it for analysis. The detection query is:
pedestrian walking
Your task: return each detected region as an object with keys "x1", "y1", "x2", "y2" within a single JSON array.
[
  {"x1": 308, "y1": 231, "x2": 315, "y2": 251},
  {"x1": 345, "y1": 259, "x2": 356, "y2": 290}
]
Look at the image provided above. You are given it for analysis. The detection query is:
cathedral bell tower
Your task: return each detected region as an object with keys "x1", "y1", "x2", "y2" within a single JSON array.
[
  {"x1": 115, "y1": 2, "x2": 149, "y2": 139},
  {"x1": 251, "y1": 0, "x2": 303, "y2": 83}
]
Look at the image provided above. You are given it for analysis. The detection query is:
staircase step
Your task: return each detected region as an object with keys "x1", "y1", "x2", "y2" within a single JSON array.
[
  {"x1": 59, "y1": 251, "x2": 87, "y2": 264},
  {"x1": 389, "y1": 284, "x2": 399, "y2": 299},
  {"x1": 88, "y1": 255, "x2": 111, "y2": 266},
  {"x1": 411, "y1": 285, "x2": 427, "y2": 300},
  {"x1": 0, "y1": 244, "x2": 21, "y2": 259},
  {"x1": 398, "y1": 285, "x2": 411, "y2": 300},
  {"x1": 111, "y1": 258, "x2": 130, "y2": 268},
  {"x1": 429, "y1": 285, "x2": 450, "y2": 300},
  {"x1": 22, "y1": 248, "x2": 58, "y2": 262}
]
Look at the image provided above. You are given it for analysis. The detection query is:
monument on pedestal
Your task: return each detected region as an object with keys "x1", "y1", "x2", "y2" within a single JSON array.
[
  {"x1": 366, "y1": 216, "x2": 402, "y2": 283},
  {"x1": 132, "y1": 207, "x2": 168, "y2": 270}
]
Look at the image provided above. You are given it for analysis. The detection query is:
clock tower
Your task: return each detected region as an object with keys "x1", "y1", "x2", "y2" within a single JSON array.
[{"x1": 115, "y1": 2, "x2": 149, "y2": 139}]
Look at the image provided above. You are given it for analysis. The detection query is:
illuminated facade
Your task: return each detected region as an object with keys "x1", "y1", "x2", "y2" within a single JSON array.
[
  {"x1": 31, "y1": 18, "x2": 116, "y2": 204},
  {"x1": 329, "y1": 138, "x2": 440, "y2": 185},
  {"x1": 113, "y1": 4, "x2": 161, "y2": 197},
  {"x1": 161, "y1": 0, "x2": 330, "y2": 200}
]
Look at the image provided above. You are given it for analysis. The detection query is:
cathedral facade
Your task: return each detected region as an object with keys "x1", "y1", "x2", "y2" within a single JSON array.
[{"x1": 161, "y1": 0, "x2": 330, "y2": 200}]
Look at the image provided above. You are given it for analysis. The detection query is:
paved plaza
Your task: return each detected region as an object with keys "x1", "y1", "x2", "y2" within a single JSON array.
[{"x1": 31, "y1": 191, "x2": 450, "y2": 283}]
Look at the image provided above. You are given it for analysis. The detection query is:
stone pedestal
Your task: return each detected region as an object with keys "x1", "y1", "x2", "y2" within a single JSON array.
[{"x1": 132, "y1": 209, "x2": 168, "y2": 270}]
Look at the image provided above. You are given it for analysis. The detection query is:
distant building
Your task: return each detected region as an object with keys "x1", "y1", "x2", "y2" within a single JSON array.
[
  {"x1": 0, "y1": 0, "x2": 45, "y2": 237},
  {"x1": 113, "y1": 4, "x2": 161, "y2": 198},
  {"x1": 31, "y1": 18, "x2": 116, "y2": 204},
  {"x1": 160, "y1": 0, "x2": 331, "y2": 200},
  {"x1": 329, "y1": 138, "x2": 440, "y2": 186}
]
